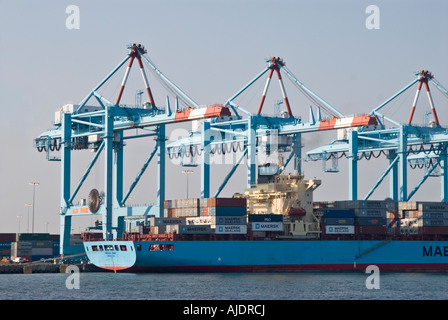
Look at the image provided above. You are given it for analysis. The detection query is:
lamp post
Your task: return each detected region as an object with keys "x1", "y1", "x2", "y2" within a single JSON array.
[
  {"x1": 181, "y1": 170, "x2": 194, "y2": 198},
  {"x1": 29, "y1": 182, "x2": 39, "y2": 233},
  {"x1": 17, "y1": 216, "x2": 22, "y2": 234},
  {"x1": 25, "y1": 204, "x2": 32, "y2": 233}
]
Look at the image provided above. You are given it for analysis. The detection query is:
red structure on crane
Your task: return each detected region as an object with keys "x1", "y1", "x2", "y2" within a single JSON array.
[
  {"x1": 116, "y1": 44, "x2": 156, "y2": 107},
  {"x1": 257, "y1": 57, "x2": 293, "y2": 116},
  {"x1": 408, "y1": 69, "x2": 440, "y2": 126}
]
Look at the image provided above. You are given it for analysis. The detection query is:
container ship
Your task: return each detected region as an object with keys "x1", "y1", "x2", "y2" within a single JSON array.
[{"x1": 84, "y1": 166, "x2": 448, "y2": 273}]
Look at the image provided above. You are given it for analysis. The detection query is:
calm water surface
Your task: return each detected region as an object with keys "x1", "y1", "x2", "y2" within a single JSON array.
[{"x1": 1, "y1": 272, "x2": 447, "y2": 300}]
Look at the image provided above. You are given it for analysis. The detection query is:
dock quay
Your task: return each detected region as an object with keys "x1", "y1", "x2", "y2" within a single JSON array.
[{"x1": 0, "y1": 262, "x2": 105, "y2": 274}]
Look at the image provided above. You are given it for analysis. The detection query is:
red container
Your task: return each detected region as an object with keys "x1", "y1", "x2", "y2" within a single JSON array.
[
  {"x1": 207, "y1": 198, "x2": 246, "y2": 207},
  {"x1": 0, "y1": 233, "x2": 16, "y2": 241},
  {"x1": 419, "y1": 226, "x2": 448, "y2": 235},
  {"x1": 356, "y1": 225, "x2": 387, "y2": 235}
]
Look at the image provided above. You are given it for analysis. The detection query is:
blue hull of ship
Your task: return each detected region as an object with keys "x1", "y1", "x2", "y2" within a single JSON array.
[{"x1": 84, "y1": 240, "x2": 448, "y2": 272}]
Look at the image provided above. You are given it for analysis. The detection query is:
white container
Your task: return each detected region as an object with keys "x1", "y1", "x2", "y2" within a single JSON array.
[
  {"x1": 186, "y1": 216, "x2": 247, "y2": 225},
  {"x1": 152, "y1": 217, "x2": 186, "y2": 226},
  {"x1": 214, "y1": 225, "x2": 247, "y2": 234},
  {"x1": 251, "y1": 222, "x2": 283, "y2": 231},
  {"x1": 325, "y1": 225, "x2": 355, "y2": 234},
  {"x1": 167, "y1": 224, "x2": 211, "y2": 234}
]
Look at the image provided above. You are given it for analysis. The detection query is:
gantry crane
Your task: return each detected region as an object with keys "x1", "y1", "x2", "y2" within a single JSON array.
[
  {"x1": 167, "y1": 56, "x2": 378, "y2": 198},
  {"x1": 34, "y1": 44, "x2": 231, "y2": 254},
  {"x1": 37, "y1": 44, "x2": 442, "y2": 256},
  {"x1": 306, "y1": 69, "x2": 448, "y2": 202}
]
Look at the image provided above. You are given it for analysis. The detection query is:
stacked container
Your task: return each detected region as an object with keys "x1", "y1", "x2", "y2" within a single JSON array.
[
  {"x1": 318, "y1": 200, "x2": 390, "y2": 236},
  {"x1": 399, "y1": 202, "x2": 448, "y2": 235},
  {"x1": 164, "y1": 199, "x2": 200, "y2": 218},
  {"x1": 158, "y1": 198, "x2": 248, "y2": 235},
  {"x1": 164, "y1": 198, "x2": 247, "y2": 217},
  {"x1": 321, "y1": 209, "x2": 355, "y2": 235},
  {"x1": 248, "y1": 214, "x2": 284, "y2": 237},
  {"x1": 352, "y1": 202, "x2": 387, "y2": 235},
  {"x1": 11, "y1": 233, "x2": 54, "y2": 261}
]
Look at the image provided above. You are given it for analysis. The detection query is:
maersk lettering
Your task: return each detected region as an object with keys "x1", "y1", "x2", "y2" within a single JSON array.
[{"x1": 423, "y1": 246, "x2": 448, "y2": 257}]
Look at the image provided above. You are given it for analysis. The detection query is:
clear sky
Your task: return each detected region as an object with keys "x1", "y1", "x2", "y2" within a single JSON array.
[{"x1": 0, "y1": 0, "x2": 447, "y2": 234}]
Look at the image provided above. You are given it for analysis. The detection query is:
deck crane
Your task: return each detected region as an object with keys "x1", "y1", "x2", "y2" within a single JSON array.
[
  {"x1": 33, "y1": 43, "x2": 231, "y2": 254},
  {"x1": 167, "y1": 56, "x2": 377, "y2": 198},
  {"x1": 306, "y1": 69, "x2": 448, "y2": 202}
]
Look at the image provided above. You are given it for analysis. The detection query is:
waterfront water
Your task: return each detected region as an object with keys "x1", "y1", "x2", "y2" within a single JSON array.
[{"x1": 0, "y1": 271, "x2": 447, "y2": 300}]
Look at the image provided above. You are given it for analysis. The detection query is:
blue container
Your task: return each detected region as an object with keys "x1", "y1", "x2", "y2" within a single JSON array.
[
  {"x1": 324, "y1": 218, "x2": 355, "y2": 225},
  {"x1": 356, "y1": 217, "x2": 387, "y2": 226},
  {"x1": 209, "y1": 206, "x2": 247, "y2": 216},
  {"x1": 248, "y1": 214, "x2": 283, "y2": 222},
  {"x1": 322, "y1": 209, "x2": 355, "y2": 218},
  {"x1": 0, "y1": 241, "x2": 11, "y2": 256}
]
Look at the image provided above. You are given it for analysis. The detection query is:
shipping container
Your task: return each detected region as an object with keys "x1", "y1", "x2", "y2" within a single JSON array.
[
  {"x1": 398, "y1": 201, "x2": 448, "y2": 211},
  {"x1": 0, "y1": 233, "x2": 17, "y2": 242},
  {"x1": 314, "y1": 201, "x2": 337, "y2": 209},
  {"x1": 198, "y1": 198, "x2": 207, "y2": 208},
  {"x1": 16, "y1": 233, "x2": 50, "y2": 241},
  {"x1": 150, "y1": 217, "x2": 186, "y2": 226},
  {"x1": 164, "y1": 200, "x2": 172, "y2": 209},
  {"x1": 339, "y1": 200, "x2": 386, "y2": 209},
  {"x1": 0, "y1": 241, "x2": 11, "y2": 256},
  {"x1": 251, "y1": 222, "x2": 283, "y2": 231},
  {"x1": 207, "y1": 198, "x2": 247, "y2": 207},
  {"x1": 322, "y1": 209, "x2": 355, "y2": 218},
  {"x1": 357, "y1": 225, "x2": 387, "y2": 235},
  {"x1": 421, "y1": 212, "x2": 448, "y2": 219},
  {"x1": 325, "y1": 225, "x2": 355, "y2": 234},
  {"x1": 354, "y1": 208, "x2": 386, "y2": 218},
  {"x1": 402, "y1": 210, "x2": 419, "y2": 219},
  {"x1": 11, "y1": 241, "x2": 32, "y2": 257},
  {"x1": 207, "y1": 206, "x2": 247, "y2": 216},
  {"x1": 150, "y1": 225, "x2": 166, "y2": 234},
  {"x1": 167, "y1": 225, "x2": 211, "y2": 234},
  {"x1": 214, "y1": 225, "x2": 247, "y2": 234},
  {"x1": 186, "y1": 216, "x2": 246, "y2": 225},
  {"x1": 356, "y1": 217, "x2": 387, "y2": 226},
  {"x1": 422, "y1": 219, "x2": 448, "y2": 227},
  {"x1": 418, "y1": 226, "x2": 448, "y2": 235},
  {"x1": 323, "y1": 218, "x2": 355, "y2": 225},
  {"x1": 420, "y1": 203, "x2": 448, "y2": 211},
  {"x1": 29, "y1": 240, "x2": 53, "y2": 248},
  {"x1": 248, "y1": 214, "x2": 283, "y2": 222},
  {"x1": 31, "y1": 247, "x2": 54, "y2": 256}
]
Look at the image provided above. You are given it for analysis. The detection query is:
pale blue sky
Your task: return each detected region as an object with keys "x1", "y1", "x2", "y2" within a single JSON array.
[{"x1": 0, "y1": 0, "x2": 447, "y2": 233}]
